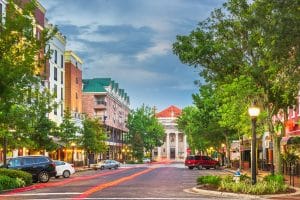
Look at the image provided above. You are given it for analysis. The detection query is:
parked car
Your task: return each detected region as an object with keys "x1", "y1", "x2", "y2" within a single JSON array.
[
  {"x1": 53, "y1": 160, "x2": 75, "y2": 178},
  {"x1": 142, "y1": 158, "x2": 151, "y2": 163},
  {"x1": 91, "y1": 160, "x2": 120, "y2": 170},
  {"x1": 185, "y1": 155, "x2": 219, "y2": 170},
  {"x1": 6, "y1": 156, "x2": 56, "y2": 183}
]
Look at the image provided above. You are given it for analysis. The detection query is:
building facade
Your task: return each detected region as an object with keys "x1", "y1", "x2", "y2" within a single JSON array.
[
  {"x1": 82, "y1": 78, "x2": 130, "y2": 161},
  {"x1": 46, "y1": 22, "x2": 66, "y2": 125},
  {"x1": 64, "y1": 50, "x2": 84, "y2": 127},
  {"x1": 154, "y1": 105, "x2": 187, "y2": 161},
  {"x1": 0, "y1": 0, "x2": 7, "y2": 24}
]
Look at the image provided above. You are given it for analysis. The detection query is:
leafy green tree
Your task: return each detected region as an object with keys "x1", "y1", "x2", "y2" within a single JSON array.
[
  {"x1": 177, "y1": 106, "x2": 206, "y2": 154},
  {"x1": 0, "y1": 0, "x2": 56, "y2": 163},
  {"x1": 26, "y1": 86, "x2": 59, "y2": 152},
  {"x1": 80, "y1": 117, "x2": 107, "y2": 156},
  {"x1": 58, "y1": 109, "x2": 78, "y2": 147},
  {"x1": 173, "y1": 0, "x2": 300, "y2": 173},
  {"x1": 126, "y1": 105, "x2": 164, "y2": 161}
]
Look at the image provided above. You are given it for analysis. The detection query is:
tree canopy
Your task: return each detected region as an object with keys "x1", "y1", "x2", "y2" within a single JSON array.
[
  {"x1": 126, "y1": 105, "x2": 165, "y2": 161},
  {"x1": 173, "y1": 0, "x2": 300, "y2": 172}
]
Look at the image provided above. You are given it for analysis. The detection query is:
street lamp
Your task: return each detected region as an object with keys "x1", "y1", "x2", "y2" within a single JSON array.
[
  {"x1": 221, "y1": 143, "x2": 225, "y2": 166},
  {"x1": 71, "y1": 142, "x2": 76, "y2": 166},
  {"x1": 248, "y1": 104, "x2": 260, "y2": 185}
]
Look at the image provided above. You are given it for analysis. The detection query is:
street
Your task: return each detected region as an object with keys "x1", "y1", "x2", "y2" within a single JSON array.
[{"x1": 0, "y1": 162, "x2": 233, "y2": 200}]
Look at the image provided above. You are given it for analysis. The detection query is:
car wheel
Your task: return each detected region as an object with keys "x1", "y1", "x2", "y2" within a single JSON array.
[
  {"x1": 114, "y1": 166, "x2": 118, "y2": 169},
  {"x1": 38, "y1": 171, "x2": 50, "y2": 183},
  {"x1": 63, "y1": 170, "x2": 71, "y2": 178},
  {"x1": 188, "y1": 166, "x2": 194, "y2": 170},
  {"x1": 205, "y1": 167, "x2": 210, "y2": 169},
  {"x1": 197, "y1": 165, "x2": 202, "y2": 170},
  {"x1": 100, "y1": 166, "x2": 105, "y2": 170}
]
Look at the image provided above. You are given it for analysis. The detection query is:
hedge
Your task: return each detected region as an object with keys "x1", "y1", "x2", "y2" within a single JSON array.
[{"x1": 0, "y1": 168, "x2": 32, "y2": 186}]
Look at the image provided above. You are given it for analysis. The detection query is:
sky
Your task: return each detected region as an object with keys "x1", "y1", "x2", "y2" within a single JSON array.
[{"x1": 39, "y1": 0, "x2": 226, "y2": 111}]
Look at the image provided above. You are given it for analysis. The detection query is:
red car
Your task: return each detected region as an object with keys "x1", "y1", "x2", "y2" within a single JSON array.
[{"x1": 185, "y1": 155, "x2": 220, "y2": 170}]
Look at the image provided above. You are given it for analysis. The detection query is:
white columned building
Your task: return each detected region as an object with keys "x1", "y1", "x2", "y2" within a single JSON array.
[{"x1": 153, "y1": 105, "x2": 187, "y2": 161}]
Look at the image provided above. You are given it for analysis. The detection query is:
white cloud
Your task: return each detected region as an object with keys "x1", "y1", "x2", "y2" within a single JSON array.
[{"x1": 135, "y1": 40, "x2": 170, "y2": 61}]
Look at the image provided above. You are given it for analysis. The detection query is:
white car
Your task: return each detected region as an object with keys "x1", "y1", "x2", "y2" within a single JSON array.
[
  {"x1": 53, "y1": 160, "x2": 75, "y2": 178},
  {"x1": 142, "y1": 158, "x2": 151, "y2": 163},
  {"x1": 91, "y1": 160, "x2": 120, "y2": 170}
]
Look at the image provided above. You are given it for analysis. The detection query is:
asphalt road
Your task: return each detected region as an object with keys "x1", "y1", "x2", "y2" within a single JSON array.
[{"x1": 0, "y1": 162, "x2": 234, "y2": 200}]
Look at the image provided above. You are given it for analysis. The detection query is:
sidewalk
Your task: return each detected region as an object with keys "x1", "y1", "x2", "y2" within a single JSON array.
[{"x1": 224, "y1": 168, "x2": 300, "y2": 188}]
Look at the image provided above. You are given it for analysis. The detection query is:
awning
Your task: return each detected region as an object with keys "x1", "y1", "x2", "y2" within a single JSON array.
[{"x1": 280, "y1": 136, "x2": 300, "y2": 145}]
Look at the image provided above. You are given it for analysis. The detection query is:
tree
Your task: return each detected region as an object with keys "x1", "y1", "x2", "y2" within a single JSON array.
[
  {"x1": 173, "y1": 0, "x2": 300, "y2": 173},
  {"x1": 80, "y1": 117, "x2": 107, "y2": 161},
  {"x1": 26, "y1": 86, "x2": 59, "y2": 152},
  {"x1": 177, "y1": 106, "x2": 206, "y2": 154},
  {"x1": 126, "y1": 105, "x2": 164, "y2": 161},
  {"x1": 0, "y1": 0, "x2": 56, "y2": 163},
  {"x1": 58, "y1": 109, "x2": 79, "y2": 147},
  {"x1": 144, "y1": 114, "x2": 164, "y2": 161}
]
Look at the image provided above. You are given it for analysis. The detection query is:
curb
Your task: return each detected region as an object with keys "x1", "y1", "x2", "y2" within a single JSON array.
[{"x1": 184, "y1": 186, "x2": 300, "y2": 199}]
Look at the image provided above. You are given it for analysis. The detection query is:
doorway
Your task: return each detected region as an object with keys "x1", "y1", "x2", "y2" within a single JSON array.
[{"x1": 170, "y1": 148, "x2": 175, "y2": 159}]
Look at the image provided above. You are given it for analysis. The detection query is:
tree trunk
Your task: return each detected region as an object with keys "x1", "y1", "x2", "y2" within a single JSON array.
[
  {"x1": 274, "y1": 136, "x2": 282, "y2": 174},
  {"x1": 225, "y1": 136, "x2": 231, "y2": 167}
]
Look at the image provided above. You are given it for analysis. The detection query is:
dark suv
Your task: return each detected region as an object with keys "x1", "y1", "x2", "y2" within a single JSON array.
[
  {"x1": 6, "y1": 156, "x2": 56, "y2": 183},
  {"x1": 185, "y1": 155, "x2": 219, "y2": 170}
]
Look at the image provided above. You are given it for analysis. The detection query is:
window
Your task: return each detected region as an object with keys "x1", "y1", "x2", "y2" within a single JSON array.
[
  {"x1": 61, "y1": 88, "x2": 63, "y2": 100},
  {"x1": 61, "y1": 55, "x2": 64, "y2": 68},
  {"x1": 54, "y1": 67, "x2": 57, "y2": 81},
  {"x1": 75, "y1": 61, "x2": 78, "y2": 68},
  {"x1": 76, "y1": 77, "x2": 78, "y2": 84},
  {"x1": 0, "y1": 3, "x2": 2, "y2": 18},
  {"x1": 54, "y1": 107, "x2": 57, "y2": 115},
  {"x1": 36, "y1": 30, "x2": 40, "y2": 40},
  {"x1": 61, "y1": 105, "x2": 64, "y2": 117},
  {"x1": 61, "y1": 71, "x2": 63, "y2": 84},
  {"x1": 76, "y1": 92, "x2": 78, "y2": 99},
  {"x1": 54, "y1": 50, "x2": 57, "y2": 64},
  {"x1": 36, "y1": 157, "x2": 48, "y2": 163},
  {"x1": 54, "y1": 84, "x2": 57, "y2": 98}
]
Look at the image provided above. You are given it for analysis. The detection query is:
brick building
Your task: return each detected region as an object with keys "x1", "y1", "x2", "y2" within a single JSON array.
[{"x1": 82, "y1": 78, "x2": 130, "y2": 161}]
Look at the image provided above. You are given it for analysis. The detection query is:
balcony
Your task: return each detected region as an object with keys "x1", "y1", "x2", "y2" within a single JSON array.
[{"x1": 94, "y1": 100, "x2": 107, "y2": 110}]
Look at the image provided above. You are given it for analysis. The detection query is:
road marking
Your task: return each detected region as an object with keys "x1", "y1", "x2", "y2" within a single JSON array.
[
  {"x1": 0, "y1": 192, "x2": 82, "y2": 196},
  {"x1": 1, "y1": 168, "x2": 132, "y2": 195},
  {"x1": 11, "y1": 198, "x2": 206, "y2": 200},
  {"x1": 74, "y1": 168, "x2": 156, "y2": 199}
]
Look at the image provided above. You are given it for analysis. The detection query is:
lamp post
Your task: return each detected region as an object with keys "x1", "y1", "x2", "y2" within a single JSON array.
[
  {"x1": 71, "y1": 142, "x2": 76, "y2": 167},
  {"x1": 221, "y1": 143, "x2": 225, "y2": 166},
  {"x1": 248, "y1": 104, "x2": 260, "y2": 185}
]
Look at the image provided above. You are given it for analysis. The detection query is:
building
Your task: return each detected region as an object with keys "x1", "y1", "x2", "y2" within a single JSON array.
[
  {"x1": 64, "y1": 50, "x2": 84, "y2": 127},
  {"x1": 46, "y1": 22, "x2": 66, "y2": 125},
  {"x1": 82, "y1": 78, "x2": 130, "y2": 161},
  {"x1": 154, "y1": 105, "x2": 187, "y2": 161},
  {"x1": 0, "y1": 0, "x2": 7, "y2": 24}
]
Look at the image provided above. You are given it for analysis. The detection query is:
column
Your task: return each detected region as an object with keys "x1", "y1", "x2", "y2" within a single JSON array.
[
  {"x1": 175, "y1": 133, "x2": 179, "y2": 160},
  {"x1": 166, "y1": 133, "x2": 170, "y2": 160},
  {"x1": 157, "y1": 147, "x2": 161, "y2": 161},
  {"x1": 183, "y1": 134, "x2": 187, "y2": 158}
]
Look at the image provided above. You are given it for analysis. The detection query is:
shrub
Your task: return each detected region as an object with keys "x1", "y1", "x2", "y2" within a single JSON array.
[
  {"x1": 0, "y1": 175, "x2": 20, "y2": 191},
  {"x1": 218, "y1": 175, "x2": 289, "y2": 195},
  {"x1": 263, "y1": 174, "x2": 284, "y2": 185},
  {"x1": 197, "y1": 175, "x2": 222, "y2": 186},
  {"x1": 0, "y1": 168, "x2": 32, "y2": 186}
]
